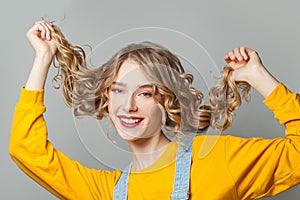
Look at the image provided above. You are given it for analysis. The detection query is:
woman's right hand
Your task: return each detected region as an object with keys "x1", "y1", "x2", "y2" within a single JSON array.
[
  {"x1": 26, "y1": 20, "x2": 57, "y2": 60},
  {"x1": 25, "y1": 20, "x2": 58, "y2": 90}
]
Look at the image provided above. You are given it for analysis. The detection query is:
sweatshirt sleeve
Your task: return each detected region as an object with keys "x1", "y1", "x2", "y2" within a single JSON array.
[
  {"x1": 9, "y1": 87, "x2": 119, "y2": 200},
  {"x1": 226, "y1": 83, "x2": 300, "y2": 199}
]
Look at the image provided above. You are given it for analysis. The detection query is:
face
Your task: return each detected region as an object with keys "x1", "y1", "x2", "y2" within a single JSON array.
[{"x1": 108, "y1": 59, "x2": 164, "y2": 141}]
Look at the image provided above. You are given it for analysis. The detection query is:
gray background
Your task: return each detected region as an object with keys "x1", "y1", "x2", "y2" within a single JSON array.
[{"x1": 1, "y1": 0, "x2": 300, "y2": 199}]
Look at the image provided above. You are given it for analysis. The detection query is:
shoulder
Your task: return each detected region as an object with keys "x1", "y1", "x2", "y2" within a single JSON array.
[{"x1": 192, "y1": 134, "x2": 228, "y2": 159}]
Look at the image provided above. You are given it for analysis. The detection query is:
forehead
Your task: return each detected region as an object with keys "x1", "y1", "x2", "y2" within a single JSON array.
[{"x1": 114, "y1": 59, "x2": 151, "y2": 87}]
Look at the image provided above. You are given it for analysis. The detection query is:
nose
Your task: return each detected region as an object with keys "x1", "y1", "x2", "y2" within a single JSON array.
[{"x1": 123, "y1": 93, "x2": 138, "y2": 112}]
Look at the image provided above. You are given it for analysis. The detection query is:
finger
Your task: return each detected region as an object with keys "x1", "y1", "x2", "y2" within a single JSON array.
[
  {"x1": 224, "y1": 57, "x2": 233, "y2": 65},
  {"x1": 33, "y1": 21, "x2": 47, "y2": 39},
  {"x1": 39, "y1": 22, "x2": 50, "y2": 40},
  {"x1": 30, "y1": 23, "x2": 46, "y2": 38},
  {"x1": 245, "y1": 47, "x2": 256, "y2": 57},
  {"x1": 227, "y1": 50, "x2": 236, "y2": 61},
  {"x1": 233, "y1": 48, "x2": 243, "y2": 61},
  {"x1": 34, "y1": 20, "x2": 53, "y2": 39},
  {"x1": 44, "y1": 23, "x2": 54, "y2": 40},
  {"x1": 239, "y1": 47, "x2": 248, "y2": 60},
  {"x1": 224, "y1": 52, "x2": 233, "y2": 64},
  {"x1": 42, "y1": 20, "x2": 54, "y2": 31},
  {"x1": 224, "y1": 54, "x2": 229, "y2": 60}
]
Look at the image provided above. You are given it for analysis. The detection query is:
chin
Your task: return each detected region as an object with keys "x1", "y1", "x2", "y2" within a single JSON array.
[
  {"x1": 118, "y1": 131, "x2": 155, "y2": 142},
  {"x1": 117, "y1": 131, "x2": 138, "y2": 141}
]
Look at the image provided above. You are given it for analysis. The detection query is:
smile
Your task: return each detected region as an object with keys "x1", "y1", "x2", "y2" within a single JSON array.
[{"x1": 118, "y1": 116, "x2": 144, "y2": 128}]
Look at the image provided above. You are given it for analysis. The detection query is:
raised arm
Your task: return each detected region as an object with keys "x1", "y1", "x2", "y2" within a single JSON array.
[
  {"x1": 224, "y1": 47, "x2": 300, "y2": 199},
  {"x1": 9, "y1": 21, "x2": 118, "y2": 199}
]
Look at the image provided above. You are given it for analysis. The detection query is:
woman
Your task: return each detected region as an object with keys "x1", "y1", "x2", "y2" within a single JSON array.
[{"x1": 9, "y1": 20, "x2": 300, "y2": 199}]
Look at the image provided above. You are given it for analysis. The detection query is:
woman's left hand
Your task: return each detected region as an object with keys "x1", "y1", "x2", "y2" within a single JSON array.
[
  {"x1": 224, "y1": 47, "x2": 279, "y2": 98},
  {"x1": 224, "y1": 47, "x2": 263, "y2": 83}
]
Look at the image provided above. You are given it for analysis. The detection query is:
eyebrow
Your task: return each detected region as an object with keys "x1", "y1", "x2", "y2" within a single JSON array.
[
  {"x1": 111, "y1": 81, "x2": 126, "y2": 87},
  {"x1": 111, "y1": 82, "x2": 153, "y2": 89}
]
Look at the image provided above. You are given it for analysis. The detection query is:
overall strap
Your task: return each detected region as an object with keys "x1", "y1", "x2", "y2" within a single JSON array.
[
  {"x1": 113, "y1": 163, "x2": 131, "y2": 200},
  {"x1": 171, "y1": 142, "x2": 193, "y2": 200},
  {"x1": 113, "y1": 141, "x2": 193, "y2": 200}
]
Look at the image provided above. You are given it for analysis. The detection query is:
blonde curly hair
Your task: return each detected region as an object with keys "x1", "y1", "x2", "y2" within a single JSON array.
[{"x1": 51, "y1": 25, "x2": 250, "y2": 139}]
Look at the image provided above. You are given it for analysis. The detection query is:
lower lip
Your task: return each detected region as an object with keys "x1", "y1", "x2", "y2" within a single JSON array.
[{"x1": 119, "y1": 118, "x2": 143, "y2": 128}]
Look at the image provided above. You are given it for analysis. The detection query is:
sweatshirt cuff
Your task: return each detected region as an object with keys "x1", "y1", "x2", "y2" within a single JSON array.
[
  {"x1": 263, "y1": 83, "x2": 300, "y2": 124},
  {"x1": 263, "y1": 83, "x2": 292, "y2": 110},
  {"x1": 19, "y1": 87, "x2": 45, "y2": 106}
]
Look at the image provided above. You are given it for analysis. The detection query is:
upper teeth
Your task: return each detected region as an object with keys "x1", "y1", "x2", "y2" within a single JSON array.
[{"x1": 120, "y1": 118, "x2": 141, "y2": 124}]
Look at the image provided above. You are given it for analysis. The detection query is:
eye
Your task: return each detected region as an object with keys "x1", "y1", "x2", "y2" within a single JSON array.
[
  {"x1": 139, "y1": 92, "x2": 153, "y2": 97},
  {"x1": 111, "y1": 88, "x2": 123, "y2": 94}
]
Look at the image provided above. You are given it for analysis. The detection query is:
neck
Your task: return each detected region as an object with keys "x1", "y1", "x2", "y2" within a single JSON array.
[{"x1": 128, "y1": 132, "x2": 170, "y2": 171}]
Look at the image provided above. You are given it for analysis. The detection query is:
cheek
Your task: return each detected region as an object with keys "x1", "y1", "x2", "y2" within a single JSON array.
[
  {"x1": 108, "y1": 99, "x2": 121, "y2": 127},
  {"x1": 108, "y1": 95, "x2": 122, "y2": 113},
  {"x1": 146, "y1": 104, "x2": 164, "y2": 123}
]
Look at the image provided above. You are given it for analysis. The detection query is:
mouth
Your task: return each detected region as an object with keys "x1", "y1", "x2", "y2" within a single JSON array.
[{"x1": 118, "y1": 115, "x2": 144, "y2": 128}]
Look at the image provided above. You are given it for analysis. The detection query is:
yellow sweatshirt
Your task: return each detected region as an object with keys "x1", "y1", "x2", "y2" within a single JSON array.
[{"x1": 9, "y1": 83, "x2": 300, "y2": 200}]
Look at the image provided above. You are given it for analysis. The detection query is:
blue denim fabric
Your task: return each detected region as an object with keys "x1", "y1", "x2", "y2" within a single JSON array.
[
  {"x1": 170, "y1": 143, "x2": 192, "y2": 200},
  {"x1": 113, "y1": 142, "x2": 192, "y2": 200},
  {"x1": 113, "y1": 163, "x2": 131, "y2": 200}
]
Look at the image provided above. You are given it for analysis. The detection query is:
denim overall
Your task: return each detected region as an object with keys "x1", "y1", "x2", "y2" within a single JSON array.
[{"x1": 113, "y1": 141, "x2": 193, "y2": 200}]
